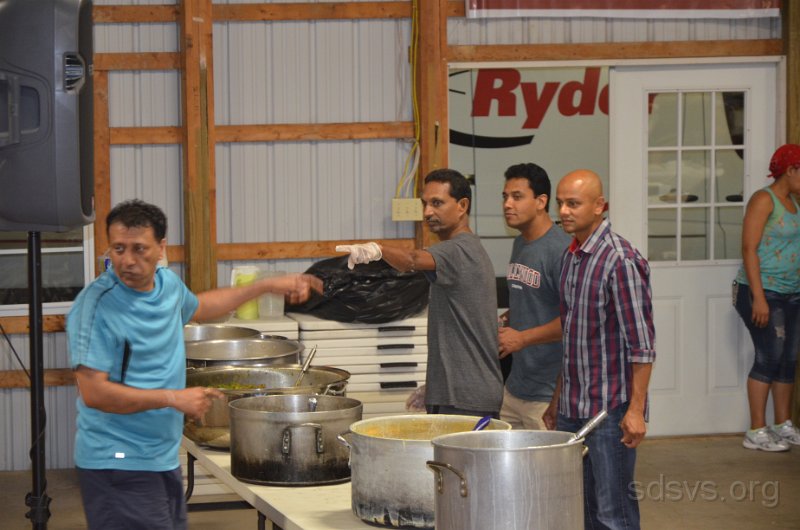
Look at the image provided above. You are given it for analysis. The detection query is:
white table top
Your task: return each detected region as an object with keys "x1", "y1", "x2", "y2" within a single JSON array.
[
  {"x1": 226, "y1": 314, "x2": 299, "y2": 334},
  {"x1": 182, "y1": 437, "x2": 374, "y2": 530}
]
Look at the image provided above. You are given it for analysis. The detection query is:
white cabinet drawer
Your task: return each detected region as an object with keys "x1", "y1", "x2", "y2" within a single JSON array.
[
  {"x1": 300, "y1": 335, "x2": 427, "y2": 350},
  {"x1": 297, "y1": 326, "x2": 426, "y2": 340},
  {"x1": 347, "y1": 379, "x2": 424, "y2": 393},
  {"x1": 336, "y1": 358, "x2": 427, "y2": 375},
  {"x1": 311, "y1": 344, "x2": 426, "y2": 360},
  {"x1": 349, "y1": 367, "x2": 426, "y2": 384}
]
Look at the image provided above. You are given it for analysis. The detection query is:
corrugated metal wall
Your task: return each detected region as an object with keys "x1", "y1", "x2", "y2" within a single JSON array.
[
  {"x1": 1, "y1": 333, "x2": 76, "y2": 470},
  {"x1": 213, "y1": 14, "x2": 415, "y2": 278},
  {"x1": 0, "y1": 0, "x2": 782, "y2": 470},
  {"x1": 448, "y1": 16, "x2": 780, "y2": 44}
]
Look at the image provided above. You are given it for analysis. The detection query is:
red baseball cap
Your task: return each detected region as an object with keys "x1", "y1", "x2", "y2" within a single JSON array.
[{"x1": 768, "y1": 144, "x2": 800, "y2": 178}]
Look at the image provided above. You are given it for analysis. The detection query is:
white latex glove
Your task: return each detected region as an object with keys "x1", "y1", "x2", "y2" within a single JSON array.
[
  {"x1": 405, "y1": 384, "x2": 426, "y2": 412},
  {"x1": 335, "y1": 242, "x2": 382, "y2": 270}
]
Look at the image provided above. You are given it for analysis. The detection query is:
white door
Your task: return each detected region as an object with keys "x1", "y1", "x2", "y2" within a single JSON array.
[{"x1": 610, "y1": 63, "x2": 778, "y2": 435}]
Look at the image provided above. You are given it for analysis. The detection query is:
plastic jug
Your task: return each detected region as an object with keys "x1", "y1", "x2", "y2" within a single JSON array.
[{"x1": 232, "y1": 266, "x2": 260, "y2": 320}]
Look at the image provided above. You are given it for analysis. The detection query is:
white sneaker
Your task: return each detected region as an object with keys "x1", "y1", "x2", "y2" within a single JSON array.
[
  {"x1": 770, "y1": 420, "x2": 800, "y2": 446},
  {"x1": 743, "y1": 427, "x2": 790, "y2": 452}
]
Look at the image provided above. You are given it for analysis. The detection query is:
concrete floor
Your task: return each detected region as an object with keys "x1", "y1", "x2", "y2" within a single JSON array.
[{"x1": 1, "y1": 434, "x2": 799, "y2": 529}]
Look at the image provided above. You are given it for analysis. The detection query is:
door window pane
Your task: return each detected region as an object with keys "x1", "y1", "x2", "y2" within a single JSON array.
[
  {"x1": 681, "y1": 208, "x2": 709, "y2": 261},
  {"x1": 648, "y1": 150, "x2": 678, "y2": 205},
  {"x1": 682, "y1": 92, "x2": 712, "y2": 146},
  {"x1": 715, "y1": 207, "x2": 743, "y2": 260},
  {"x1": 648, "y1": 209, "x2": 677, "y2": 261},
  {"x1": 681, "y1": 150, "x2": 710, "y2": 203},
  {"x1": 648, "y1": 93, "x2": 678, "y2": 147},
  {"x1": 716, "y1": 149, "x2": 745, "y2": 203},
  {"x1": 719, "y1": 92, "x2": 745, "y2": 146}
]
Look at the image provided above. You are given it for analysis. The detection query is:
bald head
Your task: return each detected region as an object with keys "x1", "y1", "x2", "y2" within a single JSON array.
[
  {"x1": 556, "y1": 169, "x2": 607, "y2": 242},
  {"x1": 559, "y1": 170, "x2": 604, "y2": 200}
]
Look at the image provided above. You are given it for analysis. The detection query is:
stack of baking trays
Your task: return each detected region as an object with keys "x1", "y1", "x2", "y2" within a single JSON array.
[{"x1": 286, "y1": 311, "x2": 427, "y2": 419}]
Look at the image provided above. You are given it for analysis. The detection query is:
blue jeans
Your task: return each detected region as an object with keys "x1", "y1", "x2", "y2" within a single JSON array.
[
  {"x1": 558, "y1": 403, "x2": 640, "y2": 530},
  {"x1": 733, "y1": 281, "x2": 800, "y2": 384}
]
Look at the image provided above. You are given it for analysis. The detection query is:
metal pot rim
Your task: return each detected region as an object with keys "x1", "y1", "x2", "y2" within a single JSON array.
[
  {"x1": 229, "y1": 393, "x2": 362, "y2": 414},
  {"x1": 186, "y1": 364, "x2": 350, "y2": 378},
  {"x1": 430, "y1": 429, "x2": 581, "y2": 451},
  {"x1": 347, "y1": 414, "x2": 511, "y2": 443},
  {"x1": 184, "y1": 323, "x2": 262, "y2": 341}
]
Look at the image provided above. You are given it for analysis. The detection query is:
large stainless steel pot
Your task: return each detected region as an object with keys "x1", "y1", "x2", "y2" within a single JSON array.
[
  {"x1": 185, "y1": 337, "x2": 302, "y2": 368},
  {"x1": 230, "y1": 394, "x2": 362, "y2": 486},
  {"x1": 184, "y1": 323, "x2": 261, "y2": 342},
  {"x1": 183, "y1": 365, "x2": 350, "y2": 448},
  {"x1": 427, "y1": 410, "x2": 607, "y2": 530},
  {"x1": 337, "y1": 414, "x2": 512, "y2": 528}
]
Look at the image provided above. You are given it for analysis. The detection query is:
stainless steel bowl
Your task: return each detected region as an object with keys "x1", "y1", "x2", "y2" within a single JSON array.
[
  {"x1": 184, "y1": 323, "x2": 261, "y2": 342},
  {"x1": 185, "y1": 337, "x2": 302, "y2": 368}
]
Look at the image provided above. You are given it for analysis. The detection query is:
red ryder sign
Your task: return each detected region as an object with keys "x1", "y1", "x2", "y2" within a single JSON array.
[{"x1": 472, "y1": 68, "x2": 608, "y2": 129}]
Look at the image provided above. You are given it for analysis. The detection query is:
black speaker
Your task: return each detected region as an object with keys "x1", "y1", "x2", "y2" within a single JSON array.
[{"x1": 0, "y1": 0, "x2": 94, "y2": 232}]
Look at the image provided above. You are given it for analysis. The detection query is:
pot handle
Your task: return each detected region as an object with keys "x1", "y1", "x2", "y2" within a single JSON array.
[
  {"x1": 336, "y1": 430, "x2": 352, "y2": 451},
  {"x1": 323, "y1": 382, "x2": 347, "y2": 396},
  {"x1": 336, "y1": 430, "x2": 354, "y2": 467},
  {"x1": 568, "y1": 409, "x2": 608, "y2": 445},
  {"x1": 427, "y1": 460, "x2": 468, "y2": 498},
  {"x1": 282, "y1": 422, "x2": 324, "y2": 454}
]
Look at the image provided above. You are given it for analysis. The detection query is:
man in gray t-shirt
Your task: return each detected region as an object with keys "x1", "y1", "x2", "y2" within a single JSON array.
[
  {"x1": 337, "y1": 169, "x2": 503, "y2": 416},
  {"x1": 499, "y1": 163, "x2": 570, "y2": 429}
]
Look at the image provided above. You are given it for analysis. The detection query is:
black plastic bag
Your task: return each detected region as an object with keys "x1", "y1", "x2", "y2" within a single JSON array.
[{"x1": 286, "y1": 256, "x2": 429, "y2": 324}]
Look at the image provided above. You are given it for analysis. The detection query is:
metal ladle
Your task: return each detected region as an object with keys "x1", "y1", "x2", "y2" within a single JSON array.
[{"x1": 293, "y1": 345, "x2": 317, "y2": 387}]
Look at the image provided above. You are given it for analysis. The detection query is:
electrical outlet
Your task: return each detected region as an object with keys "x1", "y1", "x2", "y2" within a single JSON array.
[{"x1": 392, "y1": 198, "x2": 423, "y2": 221}]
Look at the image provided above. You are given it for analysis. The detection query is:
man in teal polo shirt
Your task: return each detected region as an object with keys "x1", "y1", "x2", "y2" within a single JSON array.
[{"x1": 67, "y1": 199, "x2": 321, "y2": 529}]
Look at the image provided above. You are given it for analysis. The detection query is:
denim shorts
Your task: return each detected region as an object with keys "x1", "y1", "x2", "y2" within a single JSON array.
[{"x1": 733, "y1": 281, "x2": 800, "y2": 384}]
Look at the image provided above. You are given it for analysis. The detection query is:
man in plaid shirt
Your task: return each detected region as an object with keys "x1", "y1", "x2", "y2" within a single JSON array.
[{"x1": 544, "y1": 169, "x2": 656, "y2": 530}]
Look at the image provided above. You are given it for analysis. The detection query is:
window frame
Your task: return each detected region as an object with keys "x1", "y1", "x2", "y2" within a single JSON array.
[{"x1": 0, "y1": 224, "x2": 96, "y2": 317}]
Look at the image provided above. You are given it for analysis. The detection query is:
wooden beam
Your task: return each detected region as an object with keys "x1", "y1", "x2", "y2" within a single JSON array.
[
  {"x1": 181, "y1": 0, "x2": 217, "y2": 292},
  {"x1": 0, "y1": 369, "x2": 75, "y2": 389},
  {"x1": 107, "y1": 122, "x2": 412, "y2": 145},
  {"x1": 93, "y1": 71, "x2": 111, "y2": 268},
  {"x1": 203, "y1": 7, "x2": 220, "y2": 287},
  {"x1": 216, "y1": 122, "x2": 414, "y2": 143},
  {"x1": 94, "y1": 52, "x2": 180, "y2": 71},
  {"x1": 447, "y1": 39, "x2": 782, "y2": 63},
  {"x1": 218, "y1": 239, "x2": 415, "y2": 260},
  {"x1": 212, "y1": 1, "x2": 411, "y2": 21},
  {"x1": 91, "y1": 1, "x2": 462, "y2": 23},
  {"x1": 0, "y1": 316, "x2": 66, "y2": 334},
  {"x1": 416, "y1": 0, "x2": 449, "y2": 248},
  {"x1": 784, "y1": 0, "x2": 800, "y2": 429},
  {"x1": 785, "y1": 1, "x2": 800, "y2": 144},
  {"x1": 166, "y1": 245, "x2": 185, "y2": 263},
  {"x1": 93, "y1": 5, "x2": 179, "y2": 23},
  {"x1": 446, "y1": 0, "x2": 465, "y2": 17},
  {"x1": 110, "y1": 126, "x2": 182, "y2": 145}
]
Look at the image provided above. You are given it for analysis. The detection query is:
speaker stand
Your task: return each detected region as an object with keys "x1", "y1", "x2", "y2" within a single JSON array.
[{"x1": 24, "y1": 231, "x2": 51, "y2": 529}]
